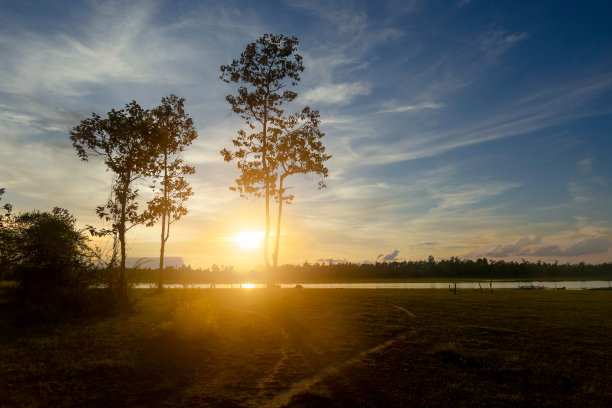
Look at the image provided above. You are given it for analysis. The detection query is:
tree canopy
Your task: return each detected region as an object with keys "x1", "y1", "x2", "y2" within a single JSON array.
[
  {"x1": 144, "y1": 94, "x2": 198, "y2": 290},
  {"x1": 220, "y1": 34, "x2": 332, "y2": 284},
  {"x1": 70, "y1": 101, "x2": 158, "y2": 298}
]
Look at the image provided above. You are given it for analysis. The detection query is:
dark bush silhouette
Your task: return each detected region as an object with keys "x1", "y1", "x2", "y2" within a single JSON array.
[{"x1": 0, "y1": 207, "x2": 103, "y2": 320}]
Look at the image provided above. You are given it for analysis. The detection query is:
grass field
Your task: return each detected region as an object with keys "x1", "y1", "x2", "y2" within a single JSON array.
[{"x1": 1, "y1": 289, "x2": 611, "y2": 407}]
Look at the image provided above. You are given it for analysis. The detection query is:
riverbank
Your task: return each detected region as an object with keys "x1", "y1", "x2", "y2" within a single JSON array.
[{"x1": 1, "y1": 289, "x2": 610, "y2": 407}]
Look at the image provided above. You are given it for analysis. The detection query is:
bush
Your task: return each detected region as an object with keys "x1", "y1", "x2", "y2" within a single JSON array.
[{"x1": 0, "y1": 207, "x2": 104, "y2": 320}]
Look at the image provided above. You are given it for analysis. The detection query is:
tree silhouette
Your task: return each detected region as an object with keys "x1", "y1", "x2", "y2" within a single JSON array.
[
  {"x1": 0, "y1": 188, "x2": 13, "y2": 280},
  {"x1": 70, "y1": 101, "x2": 157, "y2": 300},
  {"x1": 0, "y1": 207, "x2": 97, "y2": 310},
  {"x1": 220, "y1": 33, "x2": 304, "y2": 284},
  {"x1": 271, "y1": 107, "x2": 330, "y2": 271},
  {"x1": 144, "y1": 94, "x2": 198, "y2": 290},
  {"x1": 0, "y1": 188, "x2": 11, "y2": 220}
]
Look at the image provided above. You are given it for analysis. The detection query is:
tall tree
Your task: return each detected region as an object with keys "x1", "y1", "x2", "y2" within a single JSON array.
[
  {"x1": 271, "y1": 107, "x2": 330, "y2": 270},
  {"x1": 70, "y1": 101, "x2": 156, "y2": 299},
  {"x1": 220, "y1": 33, "x2": 304, "y2": 284},
  {"x1": 144, "y1": 94, "x2": 198, "y2": 290}
]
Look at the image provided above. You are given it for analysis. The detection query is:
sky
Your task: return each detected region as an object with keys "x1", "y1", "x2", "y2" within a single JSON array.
[{"x1": 1, "y1": 0, "x2": 612, "y2": 270}]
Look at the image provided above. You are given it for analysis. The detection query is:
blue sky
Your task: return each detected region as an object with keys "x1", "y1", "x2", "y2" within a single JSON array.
[{"x1": 1, "y1": 0, "x2": 611, "y2": 268}]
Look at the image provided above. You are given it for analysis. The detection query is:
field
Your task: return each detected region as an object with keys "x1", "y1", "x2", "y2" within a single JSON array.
[{"x1": 1, "y1": 289, "x2": 611, "y2": 407}]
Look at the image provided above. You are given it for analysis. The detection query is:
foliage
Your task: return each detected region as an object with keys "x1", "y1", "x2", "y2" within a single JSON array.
[
  {"x1": 0, "y1": 187, "x2": 12, "y2": 220},
  {"x1": 220, "y1": 33, "x2": 304, "y2": 274},
  {"x1": 271, "y1": 106, "x2": 331, "y2": 268},
  {"x1": 273, "y1": 258, "x2": 612, "y2": 281},
  {"x1": 70, "y1": 100, "x2": 158, "y2": 298},
  {"x1": 0, "y1": 207, "x2": 101, "y2": 317},
  {"x1": 220, "y1": 33, "x2": 330, "y2": 280},
  {"x1": 0, "y1": 188, "x2": 12, "y2": 280},
  {"x1": 143, "y1": 94, "x2": 198, "y2": 289}
]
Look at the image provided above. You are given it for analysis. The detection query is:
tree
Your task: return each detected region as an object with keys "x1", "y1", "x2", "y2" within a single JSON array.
[
  {"x1": 0, "y1": 207, "x2": 97, "y2": 310},
  {"x1": 0, "y1": 188, "x2": 13, "y2": 280},
  {"x1": 271, "y1": 107, "x2": 330, "y2": 271},
  {"x1": 144, "y1": 94, "x2": 198, "y2": 290},
  {"x1": 220, "y1": 33, "x2": 304, "y2": 282},
  {"x1": 70, "y1": 101, "x2": 157, "y2": 299},
  {"x1": 0, "y1": 188, "x2": 12, "y2": 220}
]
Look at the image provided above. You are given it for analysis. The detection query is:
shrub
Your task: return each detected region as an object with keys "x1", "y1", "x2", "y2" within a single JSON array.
[{"x1": 0, "y1": 207, "x2": 103, "y2": 320}]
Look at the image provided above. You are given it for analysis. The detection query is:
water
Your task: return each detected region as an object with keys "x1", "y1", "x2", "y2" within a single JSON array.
[{"x1": 134, "y1": 281, "x2": 611, "y2": 290}]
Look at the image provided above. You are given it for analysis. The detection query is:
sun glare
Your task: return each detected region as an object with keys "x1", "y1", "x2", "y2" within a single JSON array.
[
  {"x1": 233, "y1": 231, "x2": 264, "y2": 250},
  {"x1": 242, "y1": 283, "x2": 256, "y2": 289}
]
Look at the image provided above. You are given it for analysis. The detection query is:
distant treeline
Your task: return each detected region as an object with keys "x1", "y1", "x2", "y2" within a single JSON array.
[{"x1": 126, "y1": 258, "x2": 612, "y2": 284}]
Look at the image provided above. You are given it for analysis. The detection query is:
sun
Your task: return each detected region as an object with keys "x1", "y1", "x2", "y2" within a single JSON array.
[{"x1": 233, "y1": 231, "x2": 264, "y2": 250}]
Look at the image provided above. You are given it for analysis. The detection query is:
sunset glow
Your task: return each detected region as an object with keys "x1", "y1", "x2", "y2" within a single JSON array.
[
  {"x1": 232, "y1": 231, "x2": 264, "y2": 250},
  {"x1": 0, "y1": 1, "x2": 611, "y2": 270}
]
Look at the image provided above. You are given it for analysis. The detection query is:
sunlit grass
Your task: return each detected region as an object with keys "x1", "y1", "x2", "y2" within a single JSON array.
[{"x1": 0, "y1": 289, "x2": 610, "y2": 407}]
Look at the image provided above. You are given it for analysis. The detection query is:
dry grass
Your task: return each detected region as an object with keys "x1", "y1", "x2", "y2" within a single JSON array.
[{"x1": 1, "y1": 289, "x2": 610, "y2": 407}]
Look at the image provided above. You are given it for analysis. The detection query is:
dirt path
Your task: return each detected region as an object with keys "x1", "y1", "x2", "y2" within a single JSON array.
[{"x1": 259, "y1": 302, "x2": 416, "y2": 408}]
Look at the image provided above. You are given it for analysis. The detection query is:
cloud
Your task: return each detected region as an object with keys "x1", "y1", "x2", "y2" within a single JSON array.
[
  {"x1": 524, "y1": 237, "x2": 611, "y2": 257},
  {"x1": 301, "y1": 81, "x2": 371, "y2": 104},
  {"x1": 317, "y1": 258, "x2": 347, "y2": 264},
  {"x1": 479, "y1": 30, "x2": 529, "y2": 59},
  {"x1": 567, "y1": 157, "x2": 609, "y2": 203},
  {"x1": 376, "y1": 101, "x2": 444, "y2": 114},
  {"x1": 348, "y1": 73, "x2": 612, "y2": 166},
  {"x1": 426, "y1": 174, "x2": 522, "y2": 210},
  {"x1": 487, "y1": 234, "x2": 542, "y2": 257},
  {"x1": 378, "y1": 249, "x2": 400, "y2": 261},
  {"x1": 486, "y1": 235, "x2": 611, "y2": 258},
  {"x1": 563, "y1": 237, "x2": 611, "y2": 256}
]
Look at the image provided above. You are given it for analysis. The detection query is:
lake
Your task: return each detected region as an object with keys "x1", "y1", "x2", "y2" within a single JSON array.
[{"x1": 134, "y1": 280, "x2": 611, "y2": 290}]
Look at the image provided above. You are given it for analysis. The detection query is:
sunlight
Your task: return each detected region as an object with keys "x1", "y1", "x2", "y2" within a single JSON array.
[
  {"x1": 232, "y1": 231, "x2": 264, "y2": 250},
  {"x1": 241, "y1": 283, "x2": 256, "y2": 289}
]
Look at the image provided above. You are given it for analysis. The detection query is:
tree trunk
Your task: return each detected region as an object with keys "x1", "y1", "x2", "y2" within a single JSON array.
[
  {"x1": 272, "y1": 176, "x2": 285, "y2": 275},
  {"x1": 262, "y1": 115, "x2": 272, "y2": 288},
  {"x1": 158, "y1": 151, "x2": 168, "y2": 291},
  {"x1": 118, "y1": 200, "x2": 127, "y2": 300},
  {"x1": 158, "y1": 211, "x2": 166, "y2": 291}
]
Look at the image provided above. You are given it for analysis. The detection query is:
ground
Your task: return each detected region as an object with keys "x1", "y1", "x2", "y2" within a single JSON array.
[{"x1": 1, "y1": 289, "x2": 611, "y2": 407}]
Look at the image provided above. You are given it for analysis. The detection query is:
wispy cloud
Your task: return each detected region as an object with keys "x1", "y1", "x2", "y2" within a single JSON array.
[
  {"x1": 301, "y1": 81, "x2": 371, "y2": 104},
  {"x1": 567, "y1": 157, "x2": 609, "y2": 203},
  {"x1": 376, "y1": 101, "x2": 444, "y2": 114},
  {"x1": 346, "y1": 73, "x2": 612, "y2": 166},
  {"x1": 479, "y1": 30, "x2": 529, "y2": 60},
  {"x1": 457, "y1": 0, "x2": 473, "y2": 8}
]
